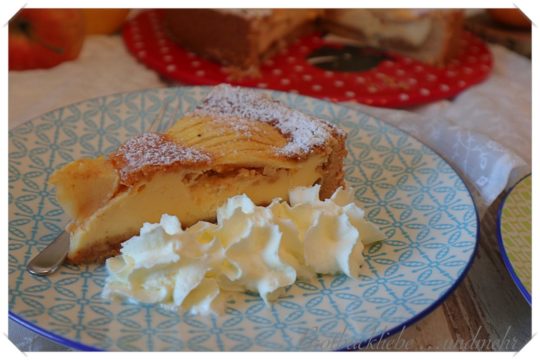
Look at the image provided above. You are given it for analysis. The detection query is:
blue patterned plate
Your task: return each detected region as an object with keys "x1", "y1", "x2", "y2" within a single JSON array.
[{"x1": 9, "y1": 87, "x2": 478, "y2": 351}]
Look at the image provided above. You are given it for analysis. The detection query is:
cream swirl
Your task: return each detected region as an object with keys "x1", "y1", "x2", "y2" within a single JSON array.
[{"x1": 102, "y1": 185, "x2": 385, "y2": 315}]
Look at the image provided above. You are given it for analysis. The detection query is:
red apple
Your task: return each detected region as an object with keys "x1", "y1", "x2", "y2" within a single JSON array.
[{"x1": 9, "y1": 9, "x2": 85, "y2": 70}]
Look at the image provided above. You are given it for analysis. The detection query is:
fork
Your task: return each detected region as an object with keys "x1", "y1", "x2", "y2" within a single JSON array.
[{"x1": 27, "y1": 97, "x2": 181, "y2": 276}]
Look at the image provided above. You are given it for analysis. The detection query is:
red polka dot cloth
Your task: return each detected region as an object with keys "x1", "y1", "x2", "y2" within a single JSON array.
[{"x1": 123, "y1": 10, "x2": 493, "y2": 108}]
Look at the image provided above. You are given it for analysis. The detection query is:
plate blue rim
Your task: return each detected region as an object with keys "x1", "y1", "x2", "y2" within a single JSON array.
[
  {"x1": 8, "y1": 86, "x2": 480, "y2": 351},
  {"x1": 496, "y1": 174, "x2": 532, "y2": 306}
]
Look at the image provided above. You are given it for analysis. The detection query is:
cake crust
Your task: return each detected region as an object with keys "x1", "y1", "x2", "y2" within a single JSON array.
[
  {"x1": 164, "y1": 9, "x2": 320, "y2": 73},
  {"x1": 110, "y1": 132, "x2": 212, "y2": 187}
]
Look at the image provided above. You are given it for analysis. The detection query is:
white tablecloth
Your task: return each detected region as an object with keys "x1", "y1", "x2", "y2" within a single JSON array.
[
  {"x1": 8, "y1": 34, "x2": 531, "y2": 351},
  {"x1": 346, "y1": 44, "x2": 531, "y2": 214}
]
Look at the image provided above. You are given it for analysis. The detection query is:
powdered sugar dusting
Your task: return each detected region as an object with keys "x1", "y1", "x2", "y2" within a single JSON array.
[
  {"x1": 192, "y1": 84, "x2": 336, "y2": 157},
  {"x1": 111, "y1": 133, "x2": 211, "y2": 184}
]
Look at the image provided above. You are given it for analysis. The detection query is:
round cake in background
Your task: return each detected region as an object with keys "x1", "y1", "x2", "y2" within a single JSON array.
[{"x1": 124, "y1": 10, "x2": 493, "y2": 108}]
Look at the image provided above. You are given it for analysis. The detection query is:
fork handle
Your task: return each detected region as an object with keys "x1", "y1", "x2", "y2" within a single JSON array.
[{"x1": 27, "y1": 231, "x2": 70, "y2": 276}]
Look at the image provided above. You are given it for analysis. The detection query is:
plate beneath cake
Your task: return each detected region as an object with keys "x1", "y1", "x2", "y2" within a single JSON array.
[
  {"x1": 497, "y1": 175, "x2": 532, "y2": 305},
  {"x1": 123, "y1": 10, "x2": 493, "y2": 108},
  {"x1": 9, "y1": 87, "x2": 478, "y2": 351}
]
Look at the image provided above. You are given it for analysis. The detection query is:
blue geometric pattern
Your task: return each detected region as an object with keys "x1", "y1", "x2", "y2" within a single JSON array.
[{"x1": 9, "y1": 87, "x2": 478, "y2": 351}]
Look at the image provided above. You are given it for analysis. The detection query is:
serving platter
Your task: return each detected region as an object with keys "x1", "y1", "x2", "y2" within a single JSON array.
[
  {"x1": 123, "y1": 10, "x2": 493, "y2": 108},
  {"x1": 9, "y1": 86, "x2": 478, "y2": 350}
]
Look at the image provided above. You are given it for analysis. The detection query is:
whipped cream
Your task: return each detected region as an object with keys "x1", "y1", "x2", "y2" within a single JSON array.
[{"x1": 103, "y1": 185, "x2": 385, "y2": 315}]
